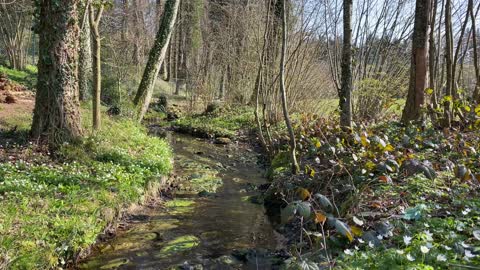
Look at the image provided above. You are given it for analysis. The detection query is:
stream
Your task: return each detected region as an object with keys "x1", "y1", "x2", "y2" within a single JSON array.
[{"x1": 79, "y1": 132, "x2": 281, "y2": 269}]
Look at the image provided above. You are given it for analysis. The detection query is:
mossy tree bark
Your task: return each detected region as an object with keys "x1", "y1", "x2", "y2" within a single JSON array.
[
  {"x1": 443, "y1": 0, "x2": 453, "y2": 127},
  {"x1": 279, "y1": 0, "x2": 299, "y2": 174},
  {"x1": 339, "y1": 0, "x2": 353, "y2": 128},
  {"x1": 89, "y1": 3, "x2": 104, "y2": 130},
  {"x1": 133, "y1": 0, "x2": 180, "y2": 122},
  {"x1": 31, "y1": 0, "x2": 83, "y2": 149},
  {"x1": 401, "y1": 0, "x2": 430, "y2": 123}
]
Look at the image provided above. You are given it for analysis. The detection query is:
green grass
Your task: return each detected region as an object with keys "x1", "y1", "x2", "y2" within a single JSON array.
[
  {"x1": 0, "y1": 116, "x2": 172, "y2": 269},
  {"x1": 0, "y1": 65, "x2": 37, "y2": 89},
  {"x1": 174, "y1": 106, "x2": 255, "y2": 138}
]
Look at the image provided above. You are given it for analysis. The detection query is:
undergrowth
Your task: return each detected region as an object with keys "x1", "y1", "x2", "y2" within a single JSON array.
[
  {"x1": 0, "y1": 65, "x2": 37, "y2": 89},
  {"x1": 0, "y1": 117, "x2": 172, "y2": 269},
  {"x1": 173, "y1": 106, "x2": 254, "y2": 138}
]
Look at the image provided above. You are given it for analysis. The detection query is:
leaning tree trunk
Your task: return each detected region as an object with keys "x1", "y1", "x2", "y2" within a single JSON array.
[
  {"x1": 89, "y1": 4, "x2": 104, "y2": 130},
  {"x1": 401, "y1": 0, "x2": 430, "y2": 123},
  {"x1": 279, "y1": 0, "x2": 299, "y2": 174},
  {"x1": 31, "y1": 0, "x2": 83, "y2": 149},
  {"x1": 133, "y1": 0, "x2": 180, "y2": 122},
  {"x1": 339, "y1": 0, "x2": 353, "y2": 128},
  {"x1": 79, "y1": 2, "x2": 92, "y2": 101}
]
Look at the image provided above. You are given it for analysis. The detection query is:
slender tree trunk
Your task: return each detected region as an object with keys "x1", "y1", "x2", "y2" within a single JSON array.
[
  {"x1": 89, "y1": 4, "x2": 104, "y2": 130},
  {"x1": 428, "y1": 0, "x2": 438, "y2": 109},
  {"x1": 339, "y1": 0, "x2": 353, "y2": 127},
  {"x1": 133, "y1": 0, "x2": 180, "y2": 122},
  {"x1": 279, "y1": 0, "x2": 299, "y2": 174},
  {"x1": 401, "y1": 0, "x2": 430, "y2": 123},
  {"x1": 443, "y1": 0, "x2": 453, "y2": 127},
  {"x1": 31, "y1": 0, "x2": 83, "y2": 149},
  {"x1": 79, "y1": 2, "x2": 92, "y2": 101},
  {"x1": 470, "y1": 0, "x2": 480, "y2": 102}
]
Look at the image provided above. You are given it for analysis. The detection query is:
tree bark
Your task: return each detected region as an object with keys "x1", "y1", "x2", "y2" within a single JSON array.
[
  {"x1": 339, "y1": 0, "x2": 353, "y2": 127},
  {"x1": 470, "y1": 0, "x2": 480, "y2": 102},
  {"x1": 133, "y1": 0, "x2": 180, "y2": 122},
  {"x1": 79, "y1": 1, "x2": 92, "y2": 101},
  {"x1": 443, "y1": 0, "x2": 453, "y2": 127},
  {"x1": 279, "y1": 0, "x2": 299, "y2": 174},
  {"x1": 89, "y1": 4, "x2": 104, "y2": 130},
  {"x1": 31, "y1": 0, "x2": 83, "y2": 149},
  {"x1": 401, "y1": 0, "x2": 430, "y2": 123}
]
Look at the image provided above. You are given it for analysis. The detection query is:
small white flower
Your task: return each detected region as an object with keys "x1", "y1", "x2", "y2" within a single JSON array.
[
  {"x1": 358, "y1": 238, "x2": 365, "y2": 243},
  {"x1": 424, "y1": 223, "x2": 430, "y2": 228},
  {"x1": 425, "y1": 230, "x2": 434, "y2": 241},
  {"x1": 465, "y1": 250, "x2": 476, "y2": 258},
  {"x1": 344, "y1": 249, "x2": 354, "y2": 256},
  {"x1": 377, "y1": 234, "x2": 383, "y2": 240},
  {"x1": 436, "y1": 254, "x2": 447, "y2": 262},
  {"x1": 443, "y1": 245, "x2": 452, "y2": 251},
  {"x1": 462, "y1": 208, "x2": 471, "y2": 215},
  {"x1": 461, "y1": 241, "x2": 470, "y2": 248},
  {"x1": 404, "y1": 235, "x2": 412, "y2": 246},
  {"x1": 368, "y1": 241, "x2": 374, "y2": 248},
  {"x1": 396, "y1": 250, "x2": 404, "y2": 255},
  {"x1": 420, "y1": 246, "x2": 430, "y2": 254},
  {"x1": 315, "y1": 157, "x2": 321, "y2": 164},
  {"x1": 354, "y1": 245, "x2": 359, "y2": 250},
  {"x1": 406, "y1": 253, "x2": 415, "y2": 261}
]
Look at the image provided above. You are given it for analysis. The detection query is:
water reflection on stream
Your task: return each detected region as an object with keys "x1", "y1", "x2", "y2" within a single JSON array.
[{"x1": 79, "y1": 133, "x2": 279, "y2": 269}]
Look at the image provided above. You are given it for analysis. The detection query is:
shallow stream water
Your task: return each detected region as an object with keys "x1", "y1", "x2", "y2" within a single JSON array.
[{"x1": 79, "y1": 133, "x2": 279, "y2": 269}]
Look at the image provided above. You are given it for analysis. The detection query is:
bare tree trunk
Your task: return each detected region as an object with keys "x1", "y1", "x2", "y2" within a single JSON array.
[
  {"x1": 134, "y1": 0, "x2": 180, "y2": 122},
  {"x1": 443, "y1": 0, "x2": 453, "y2": 127},
  {"x1": 79, "y1": 1, "x2": 92, "y2": 101},
  {"x1": 428, "y1": 0, "x2": 438, "y2": 109},
  {"x1": 339, "y1": 0, "x2": 353, "y2": 127},
  {"x1": 401, "y1": 0, "x2": 430, "y2": 123},
  {"x1": 89, "y1": 4, "x2": 104, "y2": 130},
  {"x1": 279, "y1": 0, "x2": 299, "y2": 174},
  {"x1": 470, "y1": 0, "x2": 480, "y2": 102},
  {"x1": 31, "y1": 0, "x2": 83, "y2": 149}
]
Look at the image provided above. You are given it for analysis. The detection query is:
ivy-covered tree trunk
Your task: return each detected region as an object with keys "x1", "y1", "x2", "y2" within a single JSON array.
[
  {"x1": 79, "y1": 2, "x2": 92, "y2": 101},
  {"x1": 133, "y1": 0, "x2": 180, "y2": 122},
  {"x1": 339, "y1": 0, "x2": 353, "y2": 128},
  {"x1": 31, "y1": 0, "x2": 83, "y2": 148},
  {"x1": 401, "y1": 0, "x2": 430, "y2": 123}
]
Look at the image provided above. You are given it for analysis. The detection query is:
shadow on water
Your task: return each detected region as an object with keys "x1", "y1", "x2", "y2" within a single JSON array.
[{"x1": 78, "y1": 132, "x2": 281, "y2": 269}]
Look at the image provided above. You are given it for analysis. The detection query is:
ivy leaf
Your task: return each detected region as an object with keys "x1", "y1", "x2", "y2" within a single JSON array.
[
  {"x1": 403, "y1": 204, "x2": 427, "y2": 221},
  {"x1": 297, "y1": 201, "x2": 311, "y2": 219},
  {"x1": 335, "y1": 219, "x2": 354, "y2": 242},
  {"x1": 281, "y1": 203, "x2": 297, "y2": 224},
  {"x1": 314, "y1": 193, "x2": 333, "y2": 213},
  {"x1": 297, "y1": 188, "x2": 311, "y2": 200},
  {"x1": 314, "y1": 211, "x2": 327, "y2": 224}
]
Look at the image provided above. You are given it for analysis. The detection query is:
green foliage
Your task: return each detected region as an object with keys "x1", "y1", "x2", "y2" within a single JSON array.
[
  {"x1": 0, "y1": 65, "x2": 37, "y2": 89},
  {"x1": 0, "y1": 118, "x2": 172, "y2": 269},
  {"x1": 174, "y1": 106, "x2": 254, "y2": 138}
]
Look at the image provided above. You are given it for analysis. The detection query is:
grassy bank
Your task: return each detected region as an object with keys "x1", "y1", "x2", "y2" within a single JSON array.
[
  {"x1": 0, "y1": 65, "x2": 37, "y2": 89},
  {"x1": 0, "y1": 116, "x2": 172, "y2": 269},
  {"x1": 173, "y1": 106, "x2": 255, "y2": 138}
]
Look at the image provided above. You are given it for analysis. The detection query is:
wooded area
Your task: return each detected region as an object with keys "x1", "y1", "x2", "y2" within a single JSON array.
[{"x1": 0, "y1": 0, "x2": 479, "y2": 269}]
